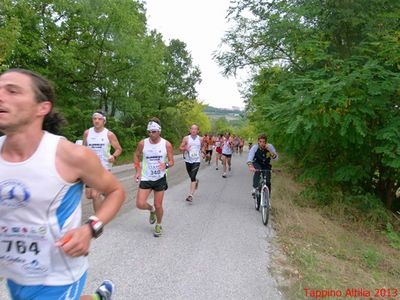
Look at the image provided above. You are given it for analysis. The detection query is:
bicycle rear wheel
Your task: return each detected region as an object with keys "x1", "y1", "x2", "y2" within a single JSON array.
[{"x1": 261, "y1": 186, "x2": 270, "y2": 226}]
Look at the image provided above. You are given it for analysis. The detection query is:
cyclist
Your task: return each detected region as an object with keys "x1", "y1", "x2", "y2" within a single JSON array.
[
  {"x1": 134, "y1": 117, "x2": 174, "y2": 237},
  {"x1": 0, "y1": 68, "x2": 125, "y2": 300},
  {"x1": 83, "y1": 110, "x2": 122, "y2": 213},
  {"x1": 179, "y1": 124, "x2": 203, "y2": 202},
  {"x1": 247, "y1": 134, "x2": 278, "y2": 198}
]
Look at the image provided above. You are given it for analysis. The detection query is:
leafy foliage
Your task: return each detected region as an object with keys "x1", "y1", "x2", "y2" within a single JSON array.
[
  {"x1": 177, "y1": 100, "x2": 211, "y2": 134},
  {"x1": 0, "y1": 0, "x2": 204, "y2": 153},
  {"x1": 217, "y1": 0, "x2": 400, "y2": 209}
]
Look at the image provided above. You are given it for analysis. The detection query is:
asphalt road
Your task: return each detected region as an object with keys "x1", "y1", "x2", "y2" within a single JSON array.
[{"x1": 0, "y1": 152, "x2": 283, "y2": 300}]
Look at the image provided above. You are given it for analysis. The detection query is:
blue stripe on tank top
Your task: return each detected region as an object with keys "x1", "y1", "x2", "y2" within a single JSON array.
[{"x1": 56, "y1": 182, "x2": 84, "y2": 230}]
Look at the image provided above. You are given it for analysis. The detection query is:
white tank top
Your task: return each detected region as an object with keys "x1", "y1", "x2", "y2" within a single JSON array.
[
  {"x1": 86, "y1": 127, "x2": 111, "y2": 170},
  {"x1": 0, "y1": 132, "x2": 87, "y2": 285},
  {"x1": 184, "y1": 135, "x2": 201, "y2": 163},
  {"x1": 215, "y1": 139, "x2": 221, "y2": 148},
  {"x1": 141, "y1": 138, "x2": 167, "y2": 181},
  {"x1": 222, "y1": 137, "x2": 233, "y2": 155}
]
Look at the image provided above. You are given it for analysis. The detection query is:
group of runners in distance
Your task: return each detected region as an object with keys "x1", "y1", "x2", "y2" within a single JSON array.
[{"x1": 0, "y1": 68, "x2": 278, "y2": 300}]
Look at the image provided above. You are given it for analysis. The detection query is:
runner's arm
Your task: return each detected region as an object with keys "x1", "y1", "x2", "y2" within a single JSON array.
[
  {"x1": 179, "y1": 136, "x2": 188, "y2": 151},
  {"x1": 56, "y1": 141, "x2": 125, "y2": 256},
  {"x1": 82, "y1": 129, "x2": 89, "y2": 146},
  {"x1": 162, "y1": 141, "x2": 175, "y2": 170},
  {"x1": 76, "y1": 148, "x2": 125, "y2": 224},
  {"x1": 133, "y1": 140, "x2": 144, "y2": 180},
  {"x1": 108, "y1": 131, "x2": 122, "y2": 161}
]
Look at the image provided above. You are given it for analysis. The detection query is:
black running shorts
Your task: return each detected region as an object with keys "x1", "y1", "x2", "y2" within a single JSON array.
[
  {"x1": 185, "y1": 162, "x2": 200, "y2": 182},
  {"x1": 139, "y1": 175, "x2": 168, "y2": 191}
]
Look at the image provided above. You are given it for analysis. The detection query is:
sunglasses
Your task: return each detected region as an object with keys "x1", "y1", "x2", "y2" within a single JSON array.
[{"x1": 147, "y1": 130, "x2": 159, "y2": 134}]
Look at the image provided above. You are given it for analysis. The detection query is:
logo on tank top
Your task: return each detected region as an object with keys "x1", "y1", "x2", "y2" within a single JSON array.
[
  {"x1": 23, "y1": 259, "x2": 48, "y2": 274},
  {"x1": 0, "y1": 180, "x2": 31, "y2": 208}
]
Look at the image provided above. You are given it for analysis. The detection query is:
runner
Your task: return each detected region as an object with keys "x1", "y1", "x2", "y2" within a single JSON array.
[
  {"x1": 134, "y1": 117, "x2": 174, "y2": 237},
  {"x1": 221, "y1": 132, "x2": 234, "y2": 178},
  {"x1": 179, "y1": 124, "x2": 203, "y2": 202},
  {"x1": 203, "y1": 133, "x2": 213, "y2": 165},
  {"x1": 248, "y1": 141, "x2": 253, "y2": 151},
  {"x1": 239, "y1": 137, "x2": 245, "y2": 155},
  {"x1": 247, "y1": 134, "x2": 278, "y2": 197},
  {"x1": 233, "y1": 135, "x2": 240, "y2": 154},
  {"x1": 83, "y1": 111, "x2": 122, "y2": 213},
  {"x1": 214, "y1": 134, "x2": 223, "y2": 170},
  {"x1": 0, "y1": 68, "x2": 125, "y2": 300}
]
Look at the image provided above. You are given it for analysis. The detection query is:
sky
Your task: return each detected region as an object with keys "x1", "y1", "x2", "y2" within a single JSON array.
[{"x1": 144, "y1": 0, "x2": 245, "y2": 110}]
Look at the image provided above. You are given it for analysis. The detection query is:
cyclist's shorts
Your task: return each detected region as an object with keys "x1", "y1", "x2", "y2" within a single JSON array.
[
  {"x1": 7, "y1": 271, "x2": 87, "y2": 300},
  {"x1": 139, "y1": 175, "x2": 168, "y2": 191}
]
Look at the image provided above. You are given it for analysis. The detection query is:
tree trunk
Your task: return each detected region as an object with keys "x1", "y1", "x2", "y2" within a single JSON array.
[{"x1": 376, "y1": 176, "x2": 395, "y2": 210}]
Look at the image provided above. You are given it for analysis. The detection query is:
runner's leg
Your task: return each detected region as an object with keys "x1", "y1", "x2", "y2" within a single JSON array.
[
  {"x1": 136, "y1": 188, "x2": 153, "y2": 211},
  {"x1": 222, "y1": 155, "x2": 227, "y2": 177},
  {"x1": 153, "y1": 190, "x2": 164, "y2": 224},
  {"x1": 186, "y1": 162, "x2": 200, "y2": 197}
]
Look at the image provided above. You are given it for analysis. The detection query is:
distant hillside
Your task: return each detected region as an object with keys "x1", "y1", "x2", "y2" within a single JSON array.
[{"x1": 203, "y1": 105, "x2": 244, "y2": 120}]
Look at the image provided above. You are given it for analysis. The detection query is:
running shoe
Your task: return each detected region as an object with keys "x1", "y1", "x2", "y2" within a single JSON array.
[
  {"x1": 154, "y1": 224, "x2": 162, "y2": 237},
  {"x1": 149, "y1": 211, "x2": 156, "y2": 224},
  {"x1": 251, "y1": 188, "x2": 256, "y2": 198},
  {"x1": 222, "y1": 173, "x2": 227, "y2": 178},
  {"x1": 215, "y1": 167, "x2": 218, "y2": 170},
  {"x1": 95, "y1": 279, "x2": 115, "y2": 300},
  {"x1": 195, "y1": 179, "x2": 199, "y2": 190},
  {"x1": 185, "y1": 195, "x2": 193, "y2": 202}
]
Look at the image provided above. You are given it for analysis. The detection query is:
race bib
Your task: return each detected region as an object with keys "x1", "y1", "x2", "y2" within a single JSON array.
[
  {"x1": 147, "y1": 161, "x2": 162, "y2": 179},
  {"x1": 0, "y1": 224, "x2": 52, "y2": 278},
  {"x1": 189, "y1": 150, "x2": 200, "y2": 159}
]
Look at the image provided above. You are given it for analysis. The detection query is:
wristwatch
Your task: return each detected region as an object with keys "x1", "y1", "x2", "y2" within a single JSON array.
[{"x1": 86, "y1": 216, "x2": 104, "y2": 238}]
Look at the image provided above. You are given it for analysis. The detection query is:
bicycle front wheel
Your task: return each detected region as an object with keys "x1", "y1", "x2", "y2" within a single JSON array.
[
  {"x1": 261, "y1": 186, "x2": 270, "y2": 226},
  {"x1": 254, "y1": 191, "x2": 260, "y2": 211}
]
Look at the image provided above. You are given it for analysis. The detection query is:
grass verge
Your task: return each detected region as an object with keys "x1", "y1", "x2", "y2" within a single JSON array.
[{"x1": 269, "y1": 158, "x2": 400, "y2": 299}]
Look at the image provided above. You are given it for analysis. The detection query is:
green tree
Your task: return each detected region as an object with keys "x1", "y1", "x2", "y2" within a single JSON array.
[
  {"x1": 216, "y1": 0, "x2": 400, "y2": 209},
  {"x1": 212, "y1": 117, "x2": 232, "y2": 135},
  {"x1": 0, "y1": 0, "x2": 204, "y2": 154},
  {"x1": 177, "y1": 100, "x2": 211, "y2": 134},
  {"x1": 164, "y1": 39, "x2": 202, "y2": 103}
]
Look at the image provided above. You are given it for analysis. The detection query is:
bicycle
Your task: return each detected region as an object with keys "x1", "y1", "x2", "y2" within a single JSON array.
[{"x1": 253, "y1": 169, "x2": 271, "y2": 226}]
